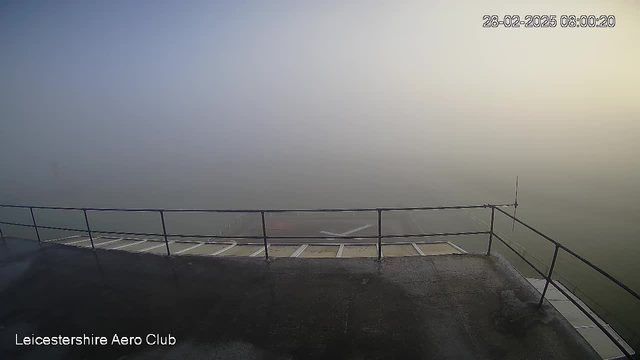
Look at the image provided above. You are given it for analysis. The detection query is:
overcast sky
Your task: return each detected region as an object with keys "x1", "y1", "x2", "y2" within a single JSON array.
[{"x1": 1, "y1": 0, "x2": 638, "y2": 203}]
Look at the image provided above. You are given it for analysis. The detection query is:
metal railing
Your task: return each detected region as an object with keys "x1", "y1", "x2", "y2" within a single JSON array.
[
  {"x1": 0, "y1": 202, "x2": 637, "y2": 358},
  {"x1": 491, "y1": 206, "x2": 638, "y2": 359},
  {"x1": 0, "y1": 203, "x2": 512, "y2": 258}
]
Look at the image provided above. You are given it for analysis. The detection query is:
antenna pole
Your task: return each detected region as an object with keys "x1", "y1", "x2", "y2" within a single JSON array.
[
  {"x1": 514, "y1": 176, "x2": 519, "y2": 208},
  {"x1": 512, "y1": 176, "x2": 519, "y2": 231}
]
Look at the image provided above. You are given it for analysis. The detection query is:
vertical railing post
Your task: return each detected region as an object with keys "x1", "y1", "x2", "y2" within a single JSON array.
[
  {"x1": 261, "y1": 211, "x2": 269, "y2": 260},
  {"x1": 83, "y1": 209, "x2": 95, "y2": 250},
  {"x1": 160, "y1": 210, "x2": 170, "y2": 256},
  {"x1": 538, "y1": 245, "x2": 560, "y2": 307},
  {"x1": 486, "y1": 206, "x2": 495, "y2": 255},
  {"x1": 30, "y1": 207, "x2": 41, "y2": 243},
  {"x1": 377, "y1": 210, "x2": 382, "y2": 260}
]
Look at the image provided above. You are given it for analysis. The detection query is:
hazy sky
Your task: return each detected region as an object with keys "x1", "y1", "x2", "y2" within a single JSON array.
[
  {"x1": 3, "y1": 2, "x2": 640, "y2": 336},
  {"x1": 1, "y1": 0, "x2": 639, "y2": 203}
]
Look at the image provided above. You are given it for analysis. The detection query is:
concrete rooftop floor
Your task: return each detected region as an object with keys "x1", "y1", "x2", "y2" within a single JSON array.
[{"x1": 0, "y1": 237, "x2": 599, "y2": 360}]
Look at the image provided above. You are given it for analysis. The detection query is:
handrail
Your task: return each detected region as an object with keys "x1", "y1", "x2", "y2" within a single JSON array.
[
  {"x1": 0, "y1": 203, "x2": 515, "y2": 213},
  {"x1": 0, "y1": 202, "x2": 512, "y2": 255},
  {"x1": 0, "y1": 219, "x2": 489, "y2": 240},
  {"x1": 492, "y1": 205, "x2": 637, "y2": 359},
  {"x1": 493, "y1": 206, "x2": 640, "y2": 303}
]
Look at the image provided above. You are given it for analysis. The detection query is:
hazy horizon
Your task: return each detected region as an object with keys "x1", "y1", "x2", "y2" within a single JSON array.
[
  {"x1": 1, "y1": 1, "x2": 638, "y2": 225},
  {"x1": 1, "y1": 0, "x2": 640, "y2": 350},
  {"x1": 2, "y1": 0, "x2": 639, "y2": 205}
]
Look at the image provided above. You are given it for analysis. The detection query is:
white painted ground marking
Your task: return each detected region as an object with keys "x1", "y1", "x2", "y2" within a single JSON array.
[
  {"x1": 447, "y1": 241, "x2": 468, "y2": 254},
  {"x1": 94, "y1": 238, "x2": 124, "y2": 247},
  {"x1": 319, "y1": 224, "x2": 372, "y2": 237},
  {"x1": 175, "y1": 242, "x2": 204, "y2": 255},
  {"x1": 112, "y1": 240, "x2": 146, "y2": 250},
  {"x1": 291, "y1": 244, "x2": 308, "y2": 258},
  {"x1": 337, "y1": 244, "x2": 345, "y2": 258},
  {"x1": 250, "y1": 245, "x2": 269, "y2": 257},
  {"x1": 320, "y1": 231, "x2": 342, "y2": 237},
  {"x1": 412, "y1": 243, "x2": 426, "y2": 256},
  {"x1": 409, "y1": 212, "x2": 426, "y2": 233},
  {"x1": 574, "y1": 324, "x2": 611, "y2": 330},
  {"x1": 66, "y1": 237, "x2": 93, "y2": 245},
  {"x1": 211, "y1": 243, "x2": 236, "y2": 256},
  {"x1": 45, "y1": 234, "x2": 82, "y2": 243},
  {"x1": 206, "y1": 213, "x2": 247, "y2": 241},
  {"x1": 139, "y1": 242, "x2": 171, "y2": 253},
  {"x1": 341, "y1": 224, "x2": 373, "y2": 235}
]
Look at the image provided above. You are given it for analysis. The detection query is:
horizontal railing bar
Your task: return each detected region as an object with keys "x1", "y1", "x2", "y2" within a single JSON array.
[
  {"x1": 0, "y1": 223, "x2": 489, "y2": 242},
  {"x1": 494, "y1": 206, "x2": 560, "y2": 245},
  {"x1": 28, "y1": 224, "x2": 87, "y2": 233},
  {"x1": 494, "y1": 206, "x2": 640, "y2": 303},
  {"x1": 0, "y1": 204, "x2": 89, "y2": 211},
  {"x1": 0, "y1": 203, "x2": 515, "y2": 213},
  {"x1": 89, "y1": 230, "x2": 169, "y2": 238},
  {"x1": 550, "y1": 279, "x2": 633, "y2": 359},
  {"x1": 372, "y1": 231, "x2": 490, "y2": 238},
  {"x1": 0, "y1": 221, "x2": 36, "y2": 228},
  {"x1": 166, "y1": 233, "x2": 263, "y2": 239},
  {"x1": 91, "y1": 231, "x2": 490, "y2": 240},
  {"x1": 493, "y1": 233, "x2": 546, "y2": 278},
  {"x1": 375, "y1": 204, "x2": 514, "y2": 212},
  {"x1": 0, "y1": 222, "x2": 166, "y2": 238}
]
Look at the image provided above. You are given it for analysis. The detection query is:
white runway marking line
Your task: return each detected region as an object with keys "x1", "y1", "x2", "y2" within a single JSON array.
[
  {"x1": 291, "y1": 244, "x2": 308, "y2": 258},
  {"x1": 250, "y1": 245, "x2": 269, "y2": 257},
  {"x1": 175, "y1": 242, "x2": 204, "y2": 255},
  {"x1": 206, "y1": 213, "x2": 247, "y2": 241},
  {"x1": 319, "y1": 224, "x2": 372, "y2": 237},
  {"x1": 412, "y1": 243, "x2": 426, "y2": 256},
  {"x1": 341, "y1": 224, "x2": 373, "y2": 235},
  {"x1": 94, "y1": 238, "x2": 123, "y2": 247},
  {"x1": 211, "y1": 243, "x2": 236, "y2": 256},
  {"x1": 337, "y1": 244, "x2": 345, "y2": 258},
  {"x1": 139, "y1": 241, "x2": 171, "y2": 253},
  {"x1": 409, "y1": 212, "x2": 426, "y2": 234},
  {"x1": 320, "y1": 231, "x2": 342, "y2": 237},
  {"x1": 66, "y1": 237, "x2": 95, "y2": 245},
  {"x1": 44, "y1": 234, "x2": 83, "y2": 243},
  {"x1": 112, "y1": 239, "x2": 146, "y2": 250},
  {"x1": 447, "y1": 241, "x2": 468, "y2": 254}
]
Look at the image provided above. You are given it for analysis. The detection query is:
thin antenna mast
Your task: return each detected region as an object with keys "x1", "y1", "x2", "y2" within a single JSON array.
[{"x1": 512, "y1": 176, "x2": 519, "y2": 231}]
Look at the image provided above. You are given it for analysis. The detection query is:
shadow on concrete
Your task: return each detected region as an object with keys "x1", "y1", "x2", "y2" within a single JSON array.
[{"x1": 0, "y1": 237, "x2": 599, "y2": 360}]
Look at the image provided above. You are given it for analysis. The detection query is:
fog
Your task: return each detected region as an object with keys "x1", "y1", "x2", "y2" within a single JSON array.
[
  {"x1": 1, "y1": 0, "x2": 637, "y2": 205},
  {"x1": 1, "y1": 0, "x2": 640, "y2": 347},
  {"x1": 2, "y1": 0, "x2": 639, "y2": 238},
  {"x1": 1, "y1": 0, "x2": 640, "y2": 271}
]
